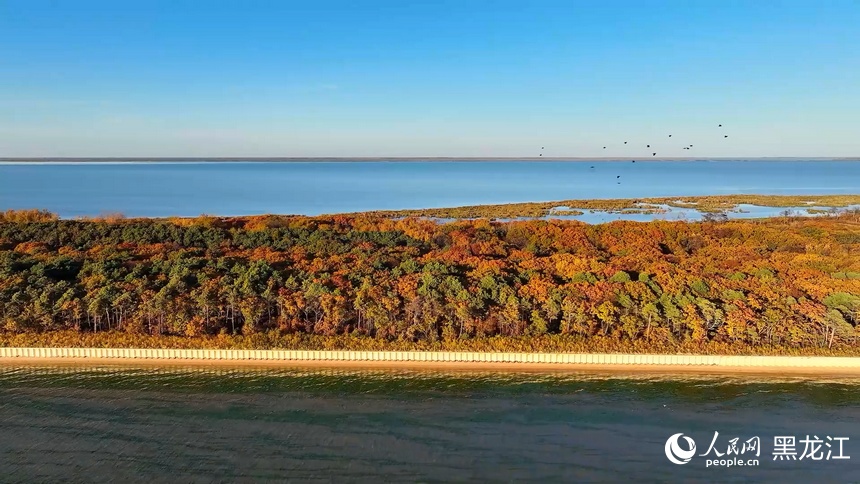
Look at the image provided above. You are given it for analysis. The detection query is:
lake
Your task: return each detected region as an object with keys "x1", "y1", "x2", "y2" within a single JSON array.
[
  {"x1": 0, "y1": 160, "x2": 858, "y2": 219},
  {"x1": 0, "y1": 365, "x2": 857, "y2": 482}
]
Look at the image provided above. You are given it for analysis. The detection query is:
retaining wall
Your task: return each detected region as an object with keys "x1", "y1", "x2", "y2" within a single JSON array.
[{"x1": 1, "y1": 347, "x2": 859, "y2": 367}]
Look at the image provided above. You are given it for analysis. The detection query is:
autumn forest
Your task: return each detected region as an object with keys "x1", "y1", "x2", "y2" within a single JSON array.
[{"x1": 1, "y1": 208, "x2": 859, "y2": 354}]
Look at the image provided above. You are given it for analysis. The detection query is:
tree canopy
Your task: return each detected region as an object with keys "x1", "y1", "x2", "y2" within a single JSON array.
[{"x1": 1, "y1": 211, "x2": 858, "y2": 352}]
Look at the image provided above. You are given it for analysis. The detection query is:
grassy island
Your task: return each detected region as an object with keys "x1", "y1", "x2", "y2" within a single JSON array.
[
  {"x1": 0, "y1": 198, "x2": 859, "y2": 355},
  {"x1": 364, "y1": 194, "x2": 860, "y2": 219}
]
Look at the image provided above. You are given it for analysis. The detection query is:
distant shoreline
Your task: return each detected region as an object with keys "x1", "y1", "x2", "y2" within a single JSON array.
[
  {"x1": 2, "y1": 157, "x2": 859, "y2": 163},
  {"x1": 3, "y1": 193, "x2": 860, "y2": 221}
]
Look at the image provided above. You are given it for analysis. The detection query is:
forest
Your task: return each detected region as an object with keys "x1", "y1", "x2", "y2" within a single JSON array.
[{"x1": 1, "y1": 208, "x2": 859, "y2": 354}]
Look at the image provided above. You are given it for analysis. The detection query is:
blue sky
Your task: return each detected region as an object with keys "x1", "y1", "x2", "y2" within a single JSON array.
[{"x1": 1, "y1": 0, "x2": 858, "y2": 157}]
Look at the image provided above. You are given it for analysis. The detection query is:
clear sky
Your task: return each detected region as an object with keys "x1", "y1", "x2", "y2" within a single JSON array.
[{"x1": 1, "y1": 0, "x2": 858, "y2": 158}]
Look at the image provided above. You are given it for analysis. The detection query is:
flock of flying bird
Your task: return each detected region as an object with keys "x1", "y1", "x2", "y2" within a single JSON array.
[{"x1": 537, "y1": 124, "x2": 730, "y2": 184}]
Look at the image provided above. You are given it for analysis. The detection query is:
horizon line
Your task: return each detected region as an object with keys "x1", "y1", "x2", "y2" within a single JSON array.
[{"x1": 2, "y1": 156, "x2": 859, "y2": 162}]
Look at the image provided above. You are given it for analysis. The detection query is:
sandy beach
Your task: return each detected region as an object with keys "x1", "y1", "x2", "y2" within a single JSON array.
[{"x1": 3, "y1": 357, "x2": 860, "y2": 378}]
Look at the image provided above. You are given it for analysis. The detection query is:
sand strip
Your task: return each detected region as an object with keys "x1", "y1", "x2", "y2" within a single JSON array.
[
  {"x1": 2, "y1": 357, "x2": 860, "y2": 377},
  {"x1": 2, "y1": 348, "x2": 860, "y2": 376}
]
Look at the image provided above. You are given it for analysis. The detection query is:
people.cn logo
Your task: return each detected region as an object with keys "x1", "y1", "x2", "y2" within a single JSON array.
[{"x1": 665, "y1": 433, "x2": 697, "y2": 465}]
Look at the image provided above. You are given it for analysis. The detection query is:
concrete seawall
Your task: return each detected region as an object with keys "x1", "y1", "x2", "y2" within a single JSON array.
[{"x1": 1, "y1": 347, "x2": 860, "y2": 368}]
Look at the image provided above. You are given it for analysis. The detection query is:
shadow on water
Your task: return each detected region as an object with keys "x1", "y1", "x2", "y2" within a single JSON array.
[{"x1": 2, "y1": 364, "x2": 860, "y2": 405}]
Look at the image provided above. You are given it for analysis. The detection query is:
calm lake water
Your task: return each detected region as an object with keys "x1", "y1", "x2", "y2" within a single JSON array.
[
  {"x1": 0, "y1": 160, "x2": 858, "y2": 219},
  {"x1": 0, "y1": 365, "x2": 857, "y2": 482}
]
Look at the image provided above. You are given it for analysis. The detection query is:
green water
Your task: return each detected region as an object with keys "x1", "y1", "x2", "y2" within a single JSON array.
[{"x1": 0, "y1": 365, "x2": 857, "y2": 483}]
